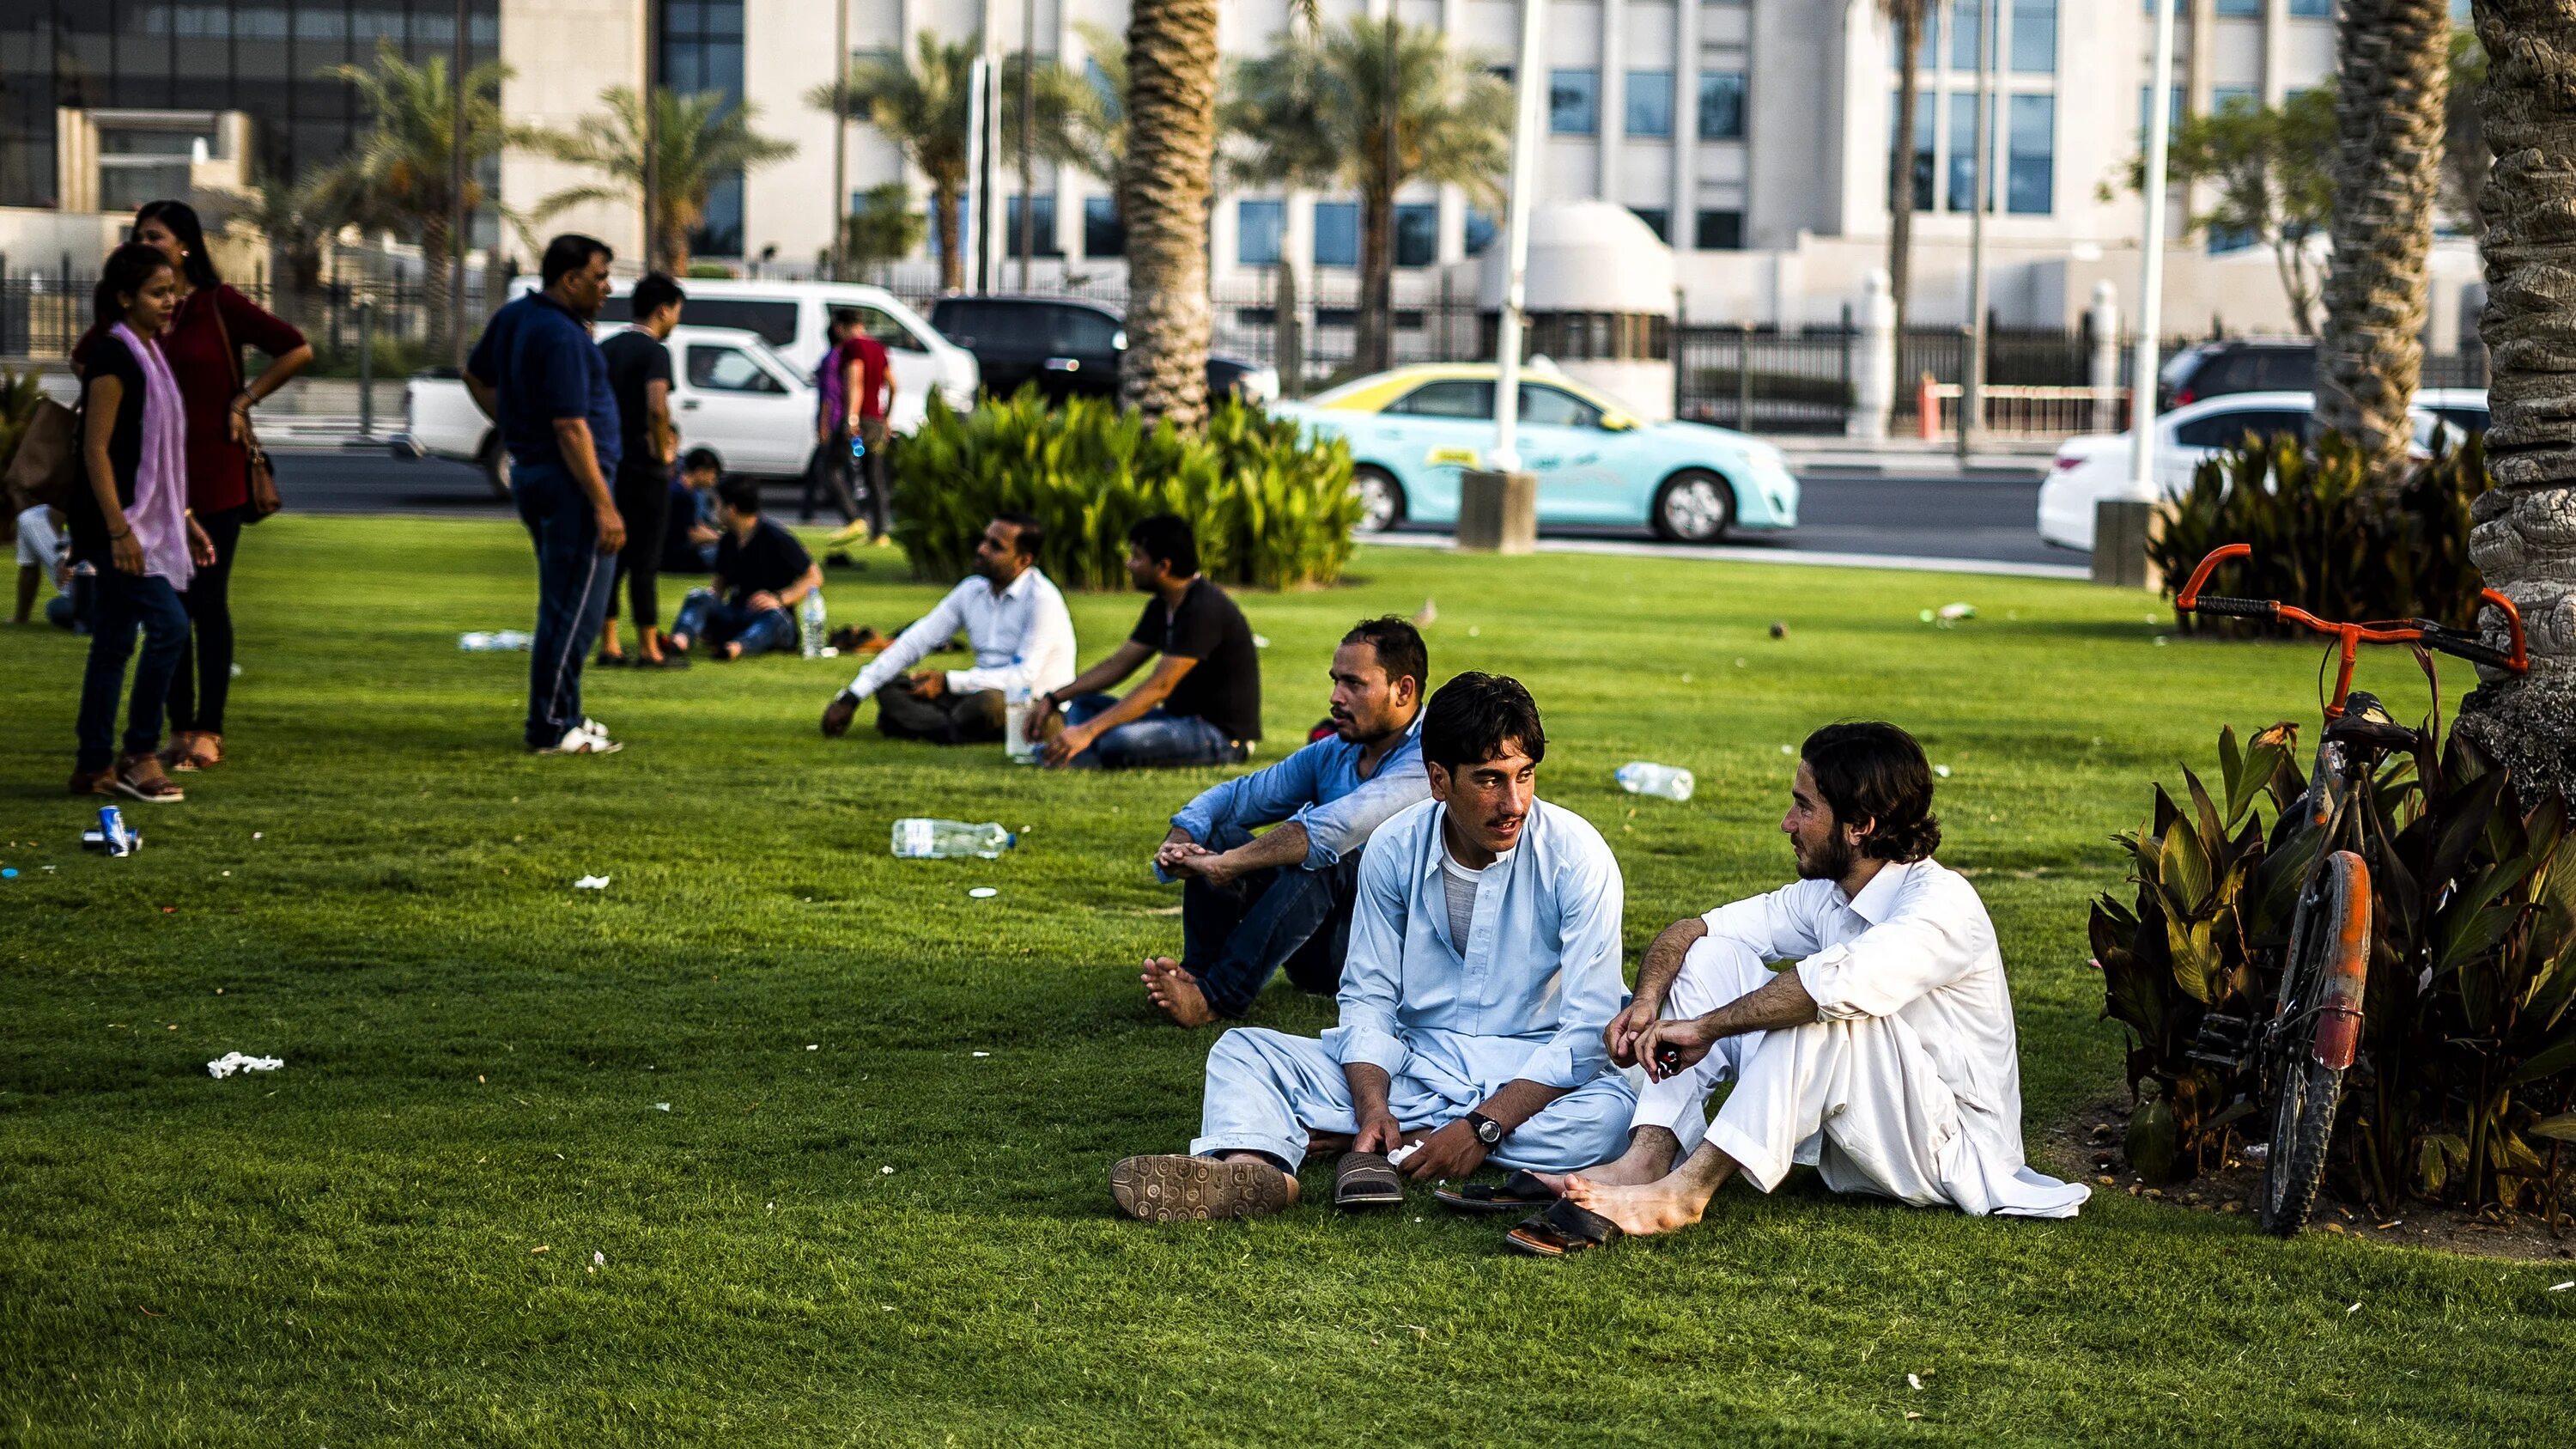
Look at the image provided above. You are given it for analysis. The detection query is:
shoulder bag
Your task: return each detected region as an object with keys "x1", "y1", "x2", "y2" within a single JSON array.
[
  {"x1": 210, "y1": 291, "x2": 282, "y2": 522},
  {"x1": 3, "y1": 393, "x2": 83, "y2": 513}
]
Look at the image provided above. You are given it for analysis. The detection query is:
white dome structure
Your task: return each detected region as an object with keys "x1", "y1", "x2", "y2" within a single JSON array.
[{"x1": 1478, "y1": 200, "x2": 1677, "y2": 419}]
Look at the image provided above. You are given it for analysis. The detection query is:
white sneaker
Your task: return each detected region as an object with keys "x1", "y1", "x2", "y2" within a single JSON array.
[{"x1": 534, "y1": 722, "x2": 623, "y2": 754}]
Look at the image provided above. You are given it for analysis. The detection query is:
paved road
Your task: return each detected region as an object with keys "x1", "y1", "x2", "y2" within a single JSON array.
[{"x1": 269, "y1": 447, "x2": 2069, "y2": 569}]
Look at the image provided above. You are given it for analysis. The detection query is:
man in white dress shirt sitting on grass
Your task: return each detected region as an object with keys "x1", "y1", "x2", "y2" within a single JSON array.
[
  {"x1": 1109, "y1": 673, "x2": 1637, "y2": 1221},
  {"x1": 818, "y1": 512, "x2": 1076, "y2": 745},
  {"x1": 1510, "y1": 721, "x2": 2087, "y2": 1256}
]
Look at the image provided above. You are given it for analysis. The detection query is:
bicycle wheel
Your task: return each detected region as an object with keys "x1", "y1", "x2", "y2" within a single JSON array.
[{"x1": 2259, "y1": 849, "x2": 2371, "y2": 1236}]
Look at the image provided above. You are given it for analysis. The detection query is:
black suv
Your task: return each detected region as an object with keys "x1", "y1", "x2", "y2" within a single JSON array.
[
  {"x1": 927, "y1": 296, "x2": 1270, "y2": 405},
  {"x1": 2156, "y1": 338, "x2": 2315, "y2": 412}
]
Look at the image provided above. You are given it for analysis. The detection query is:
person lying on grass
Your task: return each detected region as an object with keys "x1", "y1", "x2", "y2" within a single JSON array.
[
  {"x1": 1502, "y1": 721, "x2": 2090, "y2": 1257},
  {"x1": 1111, "y1": 673, "x2": 1637, "y2": 1221},
  {"x1": 1139, "y1": 615, "x2": 1431, "y2": 1028},
  {"x1": 666, "y1": 477, "x2": 823, "y2": 662}
]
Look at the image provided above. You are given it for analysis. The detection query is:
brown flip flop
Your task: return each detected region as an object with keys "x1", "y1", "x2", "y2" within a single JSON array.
[
  {"x1": 1434, "y1": 1170, "x2": 1561, "y2": 1215},
  {"x1": 1333, "y1": 1152, "x2": 1405, "y2": 1210},
  {"x1": 1504, "y1": 1198, "x2": 1625, "y2": 1257},
  {"x1": 1110, "y1": 1154, "x2": 1294, "y2": 1222}
]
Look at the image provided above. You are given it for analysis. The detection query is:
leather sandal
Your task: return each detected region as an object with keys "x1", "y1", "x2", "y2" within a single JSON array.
[
  {"x1": 1434, "y1": 1170, "x2": 1562, "y2": 1215},
  {"x1": 166, "y1": 732, "x2": 222, "y2": 772},
  {"x1": 1504, "y1": 1198, "x2": 1625, "y2": 1257},
  {"x1": 112, "y1": 752, "x2": 185, "y2": 803},
  {"x1": 1332, "y1": 1152, "x2": 1406, "y2": 1210}
]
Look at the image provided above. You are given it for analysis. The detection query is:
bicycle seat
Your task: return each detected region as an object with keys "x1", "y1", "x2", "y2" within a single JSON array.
[{"x1": 2326, "y1": 691, "x2": 2419, "y2": 752}]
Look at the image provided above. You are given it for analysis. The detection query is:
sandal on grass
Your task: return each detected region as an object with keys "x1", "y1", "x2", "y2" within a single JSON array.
[
  {"x1": 1333, "y1": 1152, "x2": 1406, "y2": 1210},
  {"x1": 1504, "y1": 1198, "x2": 1625, "y2": 1257},
  {"x1": 1110, "y1": 1154, "x2": 1293, "y2": 1222},
  {"x1": 1433, "y1": 1170, "x2": 1561, "y2": 1215}
]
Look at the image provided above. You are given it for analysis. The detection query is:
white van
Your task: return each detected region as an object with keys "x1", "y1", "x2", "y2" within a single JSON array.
[{"x1": 512, "y1": 275, "x2": 980, "y2": 417}]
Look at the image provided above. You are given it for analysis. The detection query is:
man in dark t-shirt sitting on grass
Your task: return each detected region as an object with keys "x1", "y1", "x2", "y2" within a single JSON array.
[
  {"x1": 1030, "y1": 514, "x2": 1262, "y2": 770},
  {"x1": 668, "y1": 478, "x2": 823, "y2": 661}
]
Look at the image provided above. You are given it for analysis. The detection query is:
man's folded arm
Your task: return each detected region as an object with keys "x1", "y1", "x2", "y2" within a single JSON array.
[
  {"x1": 1293, "y1": 761, "x2": 1431, "y2": 871},
  {"x1": 1795, "y1": 913, "x2": 1985, "y2": 1020},
  {"x1": 1700, "y1": 883, "x2": 1831, "y2": 965}
]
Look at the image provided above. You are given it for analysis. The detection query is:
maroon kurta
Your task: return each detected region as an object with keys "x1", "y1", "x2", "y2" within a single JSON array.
[{"x1": 74, "y1": 285, "x2": 307, "y2": 514}]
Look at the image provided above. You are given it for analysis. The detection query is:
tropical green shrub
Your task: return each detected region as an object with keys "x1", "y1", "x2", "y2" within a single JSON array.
[
  {"x1": 890, "y1": 388, "x2": 1361, "y2": 591},
  {"x1": 2151, "y1": 432, "x2": 2488, "y2": 634},
  {"x1": 2091, "y1": 710, "x2": 2576, "y2": 1215}
]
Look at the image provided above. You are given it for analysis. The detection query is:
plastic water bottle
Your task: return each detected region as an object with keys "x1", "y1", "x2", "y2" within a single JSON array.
[
  {"x1": 1002, "y1": 659, "x2": 1039, "y2": 764},
  {"x1": 848, "y1": 431, "x2": 867, "y2": 462},
  {"x1": 459, "y1": 630, "x2": 533, "y2": 651},
  {"x1": 799, "y1": 592, "x2": 828, "y2": 659},
  {"x1": 891, "y1": 818, "x2": 1018, "y2": 860},
  {"x1": 1615, "y1": 762, "x2": 1696, "y2": 802}
]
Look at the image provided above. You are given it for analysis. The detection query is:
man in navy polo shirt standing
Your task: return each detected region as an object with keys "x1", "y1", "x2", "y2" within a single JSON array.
[{"x1": 465, "y1": 234, "x2": 629, "y2": 754}]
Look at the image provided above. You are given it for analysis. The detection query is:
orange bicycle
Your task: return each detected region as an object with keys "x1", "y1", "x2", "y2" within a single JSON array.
[{"x1": 2174, "y1": 544, "x2": 2528, "y2": 1233}]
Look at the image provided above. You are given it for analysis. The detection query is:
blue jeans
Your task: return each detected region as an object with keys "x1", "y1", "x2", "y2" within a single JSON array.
[
  {"x1": 1181, "y1": 823, "x2": 1366, "y2": 1017},
  {"x1": 673, "y1": 588, "x2": 796, "y2": 658},
  {"x1": 76, "y1": 567, "x2": 189, "y2": 772},
  {"x1": 1062, "y1": 693, "x2": 1248, "y2": 770},
  {"x1": 513, "y1": 461, "x2": 617, "y2": 748}
]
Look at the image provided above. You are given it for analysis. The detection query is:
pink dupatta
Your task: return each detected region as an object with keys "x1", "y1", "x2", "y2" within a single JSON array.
[{"x1": 111, "y1": 320, "x2": 191, "y2": 589}]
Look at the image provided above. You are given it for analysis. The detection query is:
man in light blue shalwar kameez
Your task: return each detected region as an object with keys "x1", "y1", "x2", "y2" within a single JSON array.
[{"x1": 1112, "y1": 673, "x2": 1637, "y2": 1221}]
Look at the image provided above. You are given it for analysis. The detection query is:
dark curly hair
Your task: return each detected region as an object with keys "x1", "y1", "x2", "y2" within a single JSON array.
[
  {"x1": 1423, "y1": 672, "x2": 1545, "y2": 771},
  {"x1": 1801, "y1": 721, "x2": 1941, "y2": 862}
]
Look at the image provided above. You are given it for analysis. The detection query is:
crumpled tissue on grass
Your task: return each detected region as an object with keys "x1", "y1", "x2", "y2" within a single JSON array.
[{"x1": 207, "y1": 1052, "x2": 283, "y2": 1079}]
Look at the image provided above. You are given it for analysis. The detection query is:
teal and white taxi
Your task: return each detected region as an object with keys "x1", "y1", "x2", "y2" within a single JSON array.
[{"x1": 1272, "y1": 363, "x2": 1801, "y2": 542}]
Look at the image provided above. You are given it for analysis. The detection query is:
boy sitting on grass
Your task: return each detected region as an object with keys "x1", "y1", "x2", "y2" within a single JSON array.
[{"x1": 667, "y1": 478, "x2": 822, "y2": 661}]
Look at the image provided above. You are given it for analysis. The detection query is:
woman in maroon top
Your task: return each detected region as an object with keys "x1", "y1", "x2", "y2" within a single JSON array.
[{"x1": 77, "y1": 201, "x2": 313, "y2": 772}]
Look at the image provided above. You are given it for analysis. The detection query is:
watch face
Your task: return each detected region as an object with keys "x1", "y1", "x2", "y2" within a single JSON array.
[{"x1": 1474, "y1": 1117, "x2": 1502, "y2": 1144}]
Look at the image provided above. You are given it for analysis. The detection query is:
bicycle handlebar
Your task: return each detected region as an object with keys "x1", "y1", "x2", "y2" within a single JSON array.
[
  {"x1": 2189, "y1": 594, "x2": 2277, "y2": 620},
  {"x1": 2174, "y1": 545, "x2": 2528, "y2": 715}
]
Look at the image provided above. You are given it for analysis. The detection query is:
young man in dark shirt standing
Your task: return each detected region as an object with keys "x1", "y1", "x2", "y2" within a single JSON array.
[
  {"x1": 669, "y1": 478, "x2": 823, "y2": 661},
  {"x1": 1030, "y1": 514, "x2": 1262, "y2": 770},
  {"x1": 596, "y1": 272, "x2": 684, "y2": 669}
]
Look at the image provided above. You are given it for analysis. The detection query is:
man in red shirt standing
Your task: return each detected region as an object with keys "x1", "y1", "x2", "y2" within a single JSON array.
[{"x1": 839, "y1": 318, "x2": 896, "y2": 544}]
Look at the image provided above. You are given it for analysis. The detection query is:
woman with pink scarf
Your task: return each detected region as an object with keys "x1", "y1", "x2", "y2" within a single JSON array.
[{"x1": 70, "y1": 242, "x2": 215, "y2": 802}]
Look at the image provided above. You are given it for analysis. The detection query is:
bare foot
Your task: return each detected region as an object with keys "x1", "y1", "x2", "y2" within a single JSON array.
[
  {"x1": 1549, "y1": 1172, "x2": 1719, "y2": 1237},
  {"x1": 1140, "y1": 956, "x2": 1218, "y2": 1027},
  {"x1": 720, "y1": 641, "x2": 744, "y2": 661}
]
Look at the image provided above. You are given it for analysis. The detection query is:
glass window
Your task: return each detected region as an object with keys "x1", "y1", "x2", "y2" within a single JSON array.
[
  {"x1": 1052, "y1": 306, "x2": 1123, "y2": 354},
  {"x1": 2138, "y1": 87, "x2": 2184, "y2": 138},
  {"x1": 1238, "y1": 199, "x2": 1285, "y2": 266},
  {"x1": 2214, "y1": 0, "x2": 2260, "y2": 14},
  {"x1": 2007, "y1": 94, "x2": 2052, "y2": 214},
  {"x1": 1947, "y1": 93, "x2": 1985, "y2": 212},
  {"x1": 1390, "y1": 380, "x2": 1495, "y2": 418},
  {"x1": 1695, "y1": 210, "x2": 1745, "y2": 250},
  {"x1": 850, "y1": 306, "x2": 925, "y2": 352},
  {"x1": 1313, "y1": 202, "x2": 1360, "y2": 266},
  {"x1": 1893, "y1": 90, "x2": 1936, "y2": 210},
  {"x1": 1521, "y1": 384, "x2": 1602, "y2": 429},
  {"x1": 1949, "y1": 0, "x2": 1982, "y2": 70},
  {"x1": 1626, "y1": 70, "x2": 1674, "y2": 137},
  {"x1": 1006, "y1": 193, "x2": 1060, "y2": 257},
  {"x1": 677, "y1": 298, "x2": 799, "y2": 346},
  {"x1": 2010, "y1": 0, "x2": 2056, "y2": 73},
  {"x1": 2290, "y1": 0, "x2": 2333, "y2": 10},
  {"x1": 1629, "y1": 207, "x2": 1670, "y2": 240},
  {"x1": 1084, "y1": 196, "x2": 1124, "y2": 257},
  {"x1": 1465, "y1": 207, "x2": 1499, "y2": 255},
  {"x1": 686, "y1": 345, "x2": 787, "y2": 394},
  {"x1": 2174, "y1": 409, "x2": 2307, "y2": 449},
  {"x1": 2254, "y1": 350, "x2": 2316, "y2": 390},
  {"x1": 1892, "y1": 8, "x2": 1938, "y2": 68},
  {"x1": 1395, "y1": 204, "x2": 1438, "y2": 266},
  {"x1": 1550, "y1": 70, "x2": 1599, "y2": 135},
  {"x1": 1698, "y1": 73, "x2": 1747, "y2": 140}
]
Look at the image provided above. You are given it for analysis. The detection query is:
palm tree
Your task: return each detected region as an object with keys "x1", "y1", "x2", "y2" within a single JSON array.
[
  {"x1": 1224, "y1": 19, "x2": 1512, "y2": 375},
  {"x1": 2458, "y1": 0, "x2": 2576, "y2": 800},
  {"x1": 1881, "y1": 0, "x2": 1930, "y2": 337},
  {"x1": 1061, "y1": 21, "x2": 1131, "y2": 178},
  {"x1": 528, "y1": 87, "x2": 796, "y2": 274},
  {"x1": 844, "y1": 180, "x2": 928, "y2": 278},
  {"x1": 301, "y1": 40, "x2": 517, "y2": 350},
  {"x1": 817, "y1": 34, "x2": 976, "y2": 291},
  {"x1": 2312, "y1": 1, "x2": 2449, "y2": 488},
  {"x1": 1119, "y1": 0, "x2": 1223, "y2": 424}
]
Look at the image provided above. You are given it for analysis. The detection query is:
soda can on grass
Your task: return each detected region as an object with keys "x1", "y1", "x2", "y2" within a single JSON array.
[{"x1": 100, "y1": 805, "x2": 137, "y2": 857}]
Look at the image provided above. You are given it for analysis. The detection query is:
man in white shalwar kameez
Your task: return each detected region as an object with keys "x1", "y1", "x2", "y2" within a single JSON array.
[{"x1": 1510, "y1": 721, "x2": 2086, "y2": 1255}]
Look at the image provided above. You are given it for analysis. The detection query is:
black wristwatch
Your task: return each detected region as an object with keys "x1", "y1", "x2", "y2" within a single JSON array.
[{"x1": 1466, "y1": 1111, "x2": 1504, "y2": 1147}]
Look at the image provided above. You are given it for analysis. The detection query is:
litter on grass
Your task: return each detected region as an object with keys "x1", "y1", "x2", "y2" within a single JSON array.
[
  {"x1": 880, "y1": 1166, "x2": 896, "y2": 1175},
  {"x1": 206, "y1": 1052, "x2": 283, "y2": 1079},
  {"x1": 2551, "y1": 1282, "x2": 2573, "y2": 1292},
  {"x1": 968, "y1": 886, "x2": 998, "y2": 898},
  {"x1": 971, "y1": 1050, "x2": 991, "y2": 1057},
  {"x1": 1907, "y1": 1374, "x2": 1923, "y2": 1391},
  {"x1": 653, "y1": 1103, "x2": 671, "y2": 1111},
  {"x1": 593, "y1": 1251, "x2": 606, "y2": 1266},
  {"x1": 574, "y1": 875, "x2": 611, "y2": 890},
  {"x1": 1934, "y1": 764, "x2": 1953, "y2": 778}
]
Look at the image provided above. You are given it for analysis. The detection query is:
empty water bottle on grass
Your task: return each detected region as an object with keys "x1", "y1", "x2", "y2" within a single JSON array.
[
  {"x1": 799, "y1": 592, "x2": 828, "y2": 658},
  {"x1": 1615, "y1": 762, "x2": 1696, "y2": 802},
  {"x1": 892, "y1": 818, "x2": 1018, "y2": 859}
]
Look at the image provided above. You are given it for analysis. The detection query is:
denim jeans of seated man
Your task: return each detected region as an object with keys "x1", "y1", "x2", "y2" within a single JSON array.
[
  {"x1": 1179, "y1": 823, "x2": 1365, "y2": 1017},
  {"x1": 1061, "y1": 691, "x2": 1248, "y2": 770},
  {"x1": 673, "y1": 589, "x2": 797, "y2": 658}
]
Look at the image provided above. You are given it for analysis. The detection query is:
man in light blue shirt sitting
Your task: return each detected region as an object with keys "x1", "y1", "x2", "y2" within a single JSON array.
[
  {"x1": 1141, "y1": 618, "x2": 1431, "y2": 1026},
  {"x1": 1113, "y1": 673, "x2": 1637, "y2": 1221}
]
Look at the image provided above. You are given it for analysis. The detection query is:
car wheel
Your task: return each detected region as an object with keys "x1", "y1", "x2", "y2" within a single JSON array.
[
  {"x1": 1352, "y1": 466, "x2": 1406, "y2": 534},
  {"x1": 477, "y1": 435, "x2": 512, "y2": 500},
  {"x1": 1652, "y1": 469, "x2": 1736, "y2": 543}
]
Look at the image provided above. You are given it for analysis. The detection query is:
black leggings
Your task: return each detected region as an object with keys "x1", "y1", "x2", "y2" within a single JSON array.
[
  {"x1": 606, "y1": 464, "x2": 671, "y2": 629},
  {"x1": 167, "y1": 504, "x2": 246, "y2": 737}
]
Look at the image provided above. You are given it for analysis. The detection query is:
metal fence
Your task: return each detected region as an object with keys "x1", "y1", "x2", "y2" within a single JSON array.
[
  {"x1": 1674, "y1": 324, "x2": 1858, "y2": 434},
  {"x1": 0, "y1": 267, "x2": 507, "y2": 371}
]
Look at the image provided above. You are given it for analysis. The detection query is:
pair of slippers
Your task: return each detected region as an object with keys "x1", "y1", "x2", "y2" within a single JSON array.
[
  {"x1": 1430, "y1": 1169, "x2": 1624, "y2": 1257},
  {"x1": 1107, "y1": 1153, "x2": 1620, "y2": 1256}
]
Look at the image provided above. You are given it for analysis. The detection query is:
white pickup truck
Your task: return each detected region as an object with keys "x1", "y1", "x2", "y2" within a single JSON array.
[{"x1": 393, "y1": 280, "x2": 976, "y2": 496}]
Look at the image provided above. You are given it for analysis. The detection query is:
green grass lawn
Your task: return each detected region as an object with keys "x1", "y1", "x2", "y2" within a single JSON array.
[{"x1": 3, "y1": 516, "x2": 2569, "y2": 1446}]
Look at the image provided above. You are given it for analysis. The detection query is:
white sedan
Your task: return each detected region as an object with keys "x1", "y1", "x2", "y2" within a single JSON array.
[{"x1": 2037, "y1": 389, "x2": 2487, "y2": 551}]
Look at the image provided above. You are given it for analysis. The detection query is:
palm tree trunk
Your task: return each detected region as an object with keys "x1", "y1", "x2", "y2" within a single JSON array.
[
  {"x1": 421, "y1": 210, "x2": 454, "y2": 356},
  {"x1": 1357, "y1": 185, "x2": 1394, "y2": 375},
  {"x1": 2314, "y1": 0, "x2": 2448, "y2": 488},
  {"x1": 1119, "y1": 0, "x2": 1218, "y2": 426},
  {"x1": 933, "y1": 179, "x2": 965, "y2": 292},
  {"x1": 2458, "y1": 0, "x2": 2576, "y2": 801},
  {"x1": 1888, "y1": 7, "x2": 1921, "y2": 337}
]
